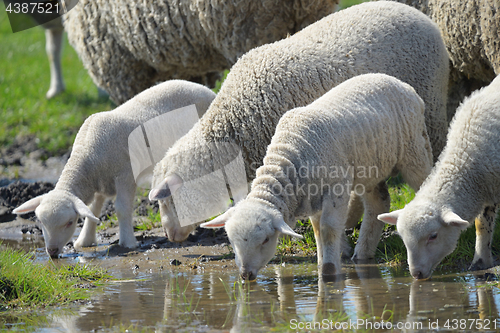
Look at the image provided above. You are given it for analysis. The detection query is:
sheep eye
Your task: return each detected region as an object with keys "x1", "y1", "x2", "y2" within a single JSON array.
[
  {"x1": 263, "y1": 237, "x2": 269, "y2": 245},
  {"x1": 66, "y1": 220, "x2": 74, "y2": 228},
  {"x1": 428, "y1": 232, "x2": 438, "y2": 241}
]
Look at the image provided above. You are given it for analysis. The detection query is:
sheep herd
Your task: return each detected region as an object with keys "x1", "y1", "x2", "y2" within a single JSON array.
[{"x1": 14, "y1": 0, "x2": 500, "y2": 281}]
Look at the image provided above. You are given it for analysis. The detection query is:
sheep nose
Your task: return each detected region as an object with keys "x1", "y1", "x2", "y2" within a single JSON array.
[
  {"x1": 412, "y1": 271, "x2": 424, "y2": 279},
  {"x1": 47, "y1": 248, "x2": 59, "y2": 258},
  {"x1": 240, "y1": 271, "x2": 256, "y2": 282}
]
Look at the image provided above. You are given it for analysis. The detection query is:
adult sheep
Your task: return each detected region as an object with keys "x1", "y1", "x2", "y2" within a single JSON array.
[
  {"x1": 201, "y1": 74, "x2": 433, "y2": 279},
  {"x1": 149, "y1": 1, "x2": 449, "y2": 244},
  {"x1": 382, "y1": 0, "x2": 500, "y2": 120},
  {"x1": 63, "y1": 0, "x2": 339, "y2": 104},
  {"x1": 378, "y1": 75, "x2": 500, "y2": 280},
  {"x1": 13, "y1": 80, "x2": 216, "y2": 258}
]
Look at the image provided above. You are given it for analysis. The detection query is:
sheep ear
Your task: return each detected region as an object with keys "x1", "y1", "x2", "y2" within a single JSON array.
[
  {"x1": 274, "y1": 218, "x2": 303, "y2": 239},
  {"x1": 72, "y1": 197, "x2": 100, "y2": 223},
  {"x1": 149, "y1": 174, "x2": 183, "y2": 201},
  {"x1": 200, "y1": 208, "x2": 234, "y2": 228},
  {"x1": 13, "y1": 195, "x2": 46, "y2": 214},
  {"x1": 378, "y1": 209, "x2": 402, "y2": 225},
  {"x1": 442, "y1": 211, "x2": 469, "y2": 229}
]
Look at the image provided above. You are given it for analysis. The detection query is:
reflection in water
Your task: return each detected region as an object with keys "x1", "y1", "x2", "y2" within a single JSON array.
[
  {"x1": 0, "y1": 232, "x2": 45, "y2": 254},
  {"x1": 7, "y1": 260, "x2": 500, "y2": 332}
]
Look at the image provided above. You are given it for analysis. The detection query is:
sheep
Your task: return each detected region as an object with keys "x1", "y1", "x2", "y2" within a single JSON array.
[
  {"x1": 381, "y1": 0, "x2": 500, "y2": 120},
  {"x1": 63, "y1": 0, "x2": 340, "y2": 104},
  {"x1": 378, "y1": 75, "x2": 500, "y2": 280},
  {"x1": 12, "y1": 80, "x2": 216, "y2": 258},
  {"x1": 149, "y1": 1, "x2": 449, "y2": 243},
  {"x1": 201, "y1": 73, "x2": 433, "y2": 280}
]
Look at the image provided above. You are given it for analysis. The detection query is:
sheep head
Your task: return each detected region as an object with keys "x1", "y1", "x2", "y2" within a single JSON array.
[
  {"x1": 378, "y1": 202, "x2": 469, "y2": 279},
  {"x1": 201, "y1": 199, "x2": 302, "y2": 281},
  {"x1": 13, "y1": 190, "x2": 99, "y2": 258},
  {"x1": 149, "y1": 173, "x2": 196, "y2": 242}
]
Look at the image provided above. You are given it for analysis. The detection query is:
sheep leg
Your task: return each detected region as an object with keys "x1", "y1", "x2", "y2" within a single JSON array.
[
  {"x1": 317, "y1": 192, "x2": 349, "y2": 276},
  {"x1": 341, "y1": 192, "x2": 363, "y2": 258},
  {"x1": 310, "y1": 212, "x2": 323, "y2": 267},
  {"x1": 45, "y1": 26, "x2": 65, "y2": 99},
  {"x1": 114, "y1": 181, "x2": 138, "y2": 248},
  {"x1": 470, "y1": 205, "x2": 498, "y2": 270},
  {"x1": 74, "y1": 194, "x2": 106, "y2": 249},
  {"x1": 352, "y1": 181, "x2": 390, "y2": 260},
  {"x1": 346, "y1": 191, "x2": 363, "y2": 229}
]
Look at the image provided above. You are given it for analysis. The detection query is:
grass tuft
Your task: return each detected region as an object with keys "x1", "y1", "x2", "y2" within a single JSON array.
[{"x1": 0, "y1": 247, "x2": 110, "y2": 310}]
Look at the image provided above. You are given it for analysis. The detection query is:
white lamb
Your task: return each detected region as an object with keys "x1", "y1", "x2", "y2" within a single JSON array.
[
  {"x1": 201, "y1": 74, "x2": 433, "y2": 280},
  {"x1": 13, "y1": 80, "x2": 216, "y2": 258},
  {"x1": 378, "y1": 75, "x2": 500, "y2": 280},
  {"x1": 149, "y1": 1, "x2": 449, "y2": 243}
]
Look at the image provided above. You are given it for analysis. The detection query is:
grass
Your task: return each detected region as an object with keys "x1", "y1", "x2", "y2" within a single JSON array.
[
  {"x1": 134, "y1": 204, "x2": 162, "y2": 231},
  {"x1": 0, "y1": 3, "x2": 114, "y2": 155},
  {"x1": 0, "y1": 246, "x2": 110, "y2": 310},
  {"x1": 339, "y1": 0, "x2": 368, "y2": 9}
]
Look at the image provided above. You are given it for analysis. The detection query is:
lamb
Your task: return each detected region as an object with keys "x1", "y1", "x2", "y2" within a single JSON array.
[
  {"x1": 382, "y1": 0, "x2": 500, "y2": 120},
  {"x1": 12, "y1": 80, "x2": 216, "y2": 258},
  {"x1": 63, "y1": 0, "x2": 339, "y2": 104},
  {"x1": 378, "y1": 75, "x2": 500, "y2": 280},
  {"x1": 149, "y1": 1, "x2": 449, "y2": 243},
  {"x1": 201, "y1": 73, "x2": 433, "y2": 280}
]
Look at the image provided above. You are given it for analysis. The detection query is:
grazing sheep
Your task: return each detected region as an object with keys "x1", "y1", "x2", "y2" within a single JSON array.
[
  {"x1": 201, "y1": 74, "x2": 433, "y2": 279},
  {"x1": 382, "y1": 0, "x2": 500, "y2": 120},
  {"x1": 378, "y1": 75, "x2": 500, "y2": 279},
  {"x1": 63, "y1": 0, "x2": 339, "y2": 104},
  {"x1": 13, "y1": 80, "x2": 216, "y2": 257},
  {"x1": 149, "y1": 1, "x2": 449, "y2": 243}
]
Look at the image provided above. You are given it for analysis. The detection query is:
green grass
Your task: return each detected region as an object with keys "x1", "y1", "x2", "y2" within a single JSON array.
[
  {"x1": 134, "y1": 206, "x2": 161, "y2": 231},
  {"x1": 339, "y1": 0, "x2": 368, "y2": 9},
  {"x1": 0, "y1": 246, "x2": 110, "y2": 310},
  {"x1": 0, "y1": 4, "x2": 114, "y2": 155}
]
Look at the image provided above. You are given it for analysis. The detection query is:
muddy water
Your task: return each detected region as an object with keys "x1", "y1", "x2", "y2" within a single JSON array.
[{"x1": 4, "y1": 238, "x2": 500, "y2": 333}]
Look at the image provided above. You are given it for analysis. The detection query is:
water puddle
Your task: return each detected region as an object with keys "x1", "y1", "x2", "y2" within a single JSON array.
[{"x1": 2, "y1": 238, "x2": 500, "y2": 332}]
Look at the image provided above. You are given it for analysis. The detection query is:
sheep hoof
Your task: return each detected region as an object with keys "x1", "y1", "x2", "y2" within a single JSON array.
[
  {"x1": 469, "y1": 258, "x2": 493, "y2": 271},
  {"x1": 321, "y1": 263, "x2": 337, "y2": 276},
  {"x1": 46, "y1": 86, "x2": 65, "y2": 99},
  {"x1": 74, "y1": 238, "x2": 97, "y2": 249},
  {"x1": 119, "y1": 239, "x2": 138, "y2": 249}
]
